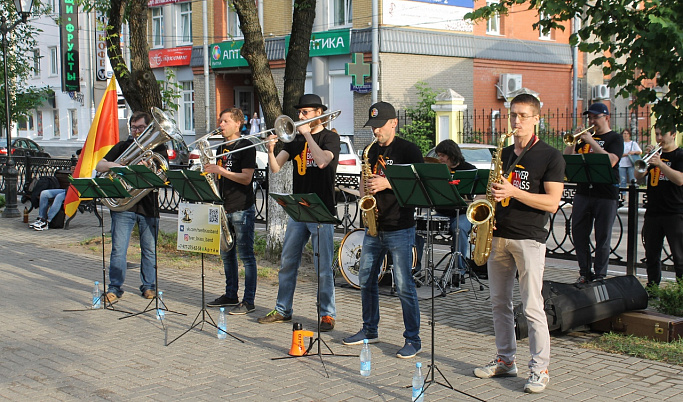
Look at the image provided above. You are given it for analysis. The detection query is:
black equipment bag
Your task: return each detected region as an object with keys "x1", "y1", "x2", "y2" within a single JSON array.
[{"x1": 515, "y1": 275, "x2": 648, "y2": 339}]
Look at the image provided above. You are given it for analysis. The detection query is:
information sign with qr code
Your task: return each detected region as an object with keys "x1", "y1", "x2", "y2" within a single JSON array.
[{"x1": 176, "y1": 202, "x2": 221, "y2": 255}]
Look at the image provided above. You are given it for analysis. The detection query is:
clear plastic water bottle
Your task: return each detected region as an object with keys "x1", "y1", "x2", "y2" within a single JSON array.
[
  {"x1": 92, "y1": 281, "x2": 101, "y2": 309},
  {"x1": 412, "y1": 362, "x2": 424, "y2": 402},
  {"x1": 360, "y1": 338, "x2": 371, "y2": 376},
  {"x1": 217, "y1": 307, "x2": 227, "y2": 339},
  {"x1": 156, "y1": 291, "x2": 165, "y2": 320}
]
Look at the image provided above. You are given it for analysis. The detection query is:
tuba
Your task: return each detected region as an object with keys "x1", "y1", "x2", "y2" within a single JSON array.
[
  {"x1": 189, "y1": 137, "x2": 234, "y2": 252},
  {"x1": 359, "y1": 138, "x2": 379, "y2": 237},
  {"x1": 101, "y1": 107, "x2": 184, "y2": 212},
  {"x1": 466, "y1": 129, "x2": 516, "y2": 266}
]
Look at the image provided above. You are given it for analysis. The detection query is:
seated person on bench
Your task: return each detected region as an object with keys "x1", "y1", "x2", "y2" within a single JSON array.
[
  {"x1": 415, "y1": 140, "x2": 476, "y2": 282},
  {"x1": 29, "y1": 169, "x2": 73, "y2": 231}
]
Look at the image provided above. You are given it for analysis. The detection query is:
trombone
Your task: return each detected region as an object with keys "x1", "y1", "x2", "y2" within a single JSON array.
[
  {"x1": 563, "y1": 125, "x2": 595, "y2": 146},
  {"x1": 634, "y1": 143, "x2": 662, "y2": 174},
  {"x1": 212, "y1": 110, "x2": 341, "y2": 158},
  {"x1": 186, "y1": 126, "x2": 223, "y2": 148}
]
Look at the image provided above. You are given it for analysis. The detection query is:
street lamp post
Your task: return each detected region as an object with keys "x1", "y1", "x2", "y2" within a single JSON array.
[{"x1": 2, "y1": 0, "x2": 34, "y2": 218}]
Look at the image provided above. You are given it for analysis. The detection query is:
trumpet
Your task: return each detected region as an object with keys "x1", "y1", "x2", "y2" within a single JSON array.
[
  {"x1": 212, "y1": 110, "x2": 341, "y2": 158},
  {"x1": 635, "y1": 143, "x2": 662, "y2": 174},
  {"x1": 563, "y1": 125, "x2": 595, "y2": 146}
]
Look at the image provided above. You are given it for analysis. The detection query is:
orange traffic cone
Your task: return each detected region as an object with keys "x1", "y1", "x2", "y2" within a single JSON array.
[{"x1": 288, "y1": 322, "x2": 314, "y2": 356}]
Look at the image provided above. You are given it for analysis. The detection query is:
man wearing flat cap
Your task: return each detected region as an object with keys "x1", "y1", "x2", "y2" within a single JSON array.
[
  {"x1": 564, "y1": 102, "x2": 623, "y2": 284},
  {"x1": 258, "y1": 94, "x2": 340, "y2": 332},
  {"x1": 342, "y1": 101, "x2": 425, "y2": 359}
]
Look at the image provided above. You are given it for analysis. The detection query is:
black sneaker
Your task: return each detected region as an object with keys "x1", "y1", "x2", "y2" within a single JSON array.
[
  {"x1": 575, "y1": 275, "x2": 590, "y2": 285},
  {"x1": 206, "y1": 294, "x2": 239, "y2": 307},
  {"x1": 320, "y1": 316, "x2": 335, "y2": 332},
  {"x1": 229, "y1": 301, "x2": 255, "y2": 315}
]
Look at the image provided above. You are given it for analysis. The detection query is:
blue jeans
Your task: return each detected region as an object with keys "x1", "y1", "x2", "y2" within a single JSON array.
[
  {"x1": 275, "y1": 218, "x2": 336, "y2": 318},
  {"x1": 108, "y1": 211, "x2": 158, "y2": 297},
  {"x1": 38, "y1": 188, "x2": 66, "y2": 222},
  {"x1": 359, "y1": 227, "x2": 420, "y2": 346},
  {"x1": 619, "y1": 166, "x2": 635, "y2": 188},
  {"x1": 415, "y1": 212, "x2": 472, "y2": 275},
  {"x1": 220, "y1": 205, "x2": 257, "y2": 305}
]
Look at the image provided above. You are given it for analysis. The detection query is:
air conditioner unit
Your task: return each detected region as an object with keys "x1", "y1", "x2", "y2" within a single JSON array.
[
  {"x1": 592, "y1": 84, "x2": 610, "y2": 100},
  {"x1": 498, "y1": 74, "x2": 523, "y2": 99}
]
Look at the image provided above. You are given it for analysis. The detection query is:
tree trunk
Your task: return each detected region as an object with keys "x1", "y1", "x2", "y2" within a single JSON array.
[
  {"x1": 107, "y1": 0, "x2": 162, "y2": 113},
  {"x1": 233, "y1": 0, "x2": 316, "y2": 262}
]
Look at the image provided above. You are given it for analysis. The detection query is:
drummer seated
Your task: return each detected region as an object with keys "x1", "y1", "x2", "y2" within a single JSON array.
[{"x1": 414, "y1": 208, "x2": 472, "y2": 281}]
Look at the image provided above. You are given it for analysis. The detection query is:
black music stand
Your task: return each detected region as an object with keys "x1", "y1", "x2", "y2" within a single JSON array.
[
  {"x1": 450, "y1": 169, "x2": 490, "y2": 296},
  {"x1": 384, "y1": 163, "x2": 469, "y2": 398},
  {"x1": 564, "y1": 153, "x2": 617, "y2": 185},
  {"x1": 165, "y1": 171, "x2": 244, "y2": 346},
  {"x1": 109, "y1": 166, "x2": 185, "y2": 323},
  {"x1": 269, "y1": 192, "x2": 356, "y2": 378},
  {"x1": 63, "y1": 177, "x2": 133, "y2": 314}
]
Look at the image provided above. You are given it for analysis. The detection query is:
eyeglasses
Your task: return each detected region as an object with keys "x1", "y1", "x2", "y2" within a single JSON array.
[
  {"x1": 130, "y1": 125, "x2": 147, "y2": 132},
  {"x1": 298, "y1": 109, "x2": 317, "y2": 117},
  {"x1": 510, "y1": 113, "x2": 538, "y2": 121}
]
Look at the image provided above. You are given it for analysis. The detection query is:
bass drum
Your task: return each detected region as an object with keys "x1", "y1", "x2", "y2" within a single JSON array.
[{"x1": 338, "y1": 229, "x2": 417, "y2": 289}]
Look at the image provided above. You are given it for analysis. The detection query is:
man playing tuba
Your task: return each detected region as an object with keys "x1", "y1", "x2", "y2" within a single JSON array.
[
  {"x1": 472, "y1": 94, "x2": 564, "y2": 394},
  {"x1": 204, "y1": 108, "x2": 258, "y2": 315},
  {"x1": 95, "y1": 111, "x2": 167, "y2": 303}
]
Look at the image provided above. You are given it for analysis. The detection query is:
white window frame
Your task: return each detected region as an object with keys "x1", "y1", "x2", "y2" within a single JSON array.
[
  {"x1": 49, "y1": 0, "x2": 58, "y2": 14},
  {"x1": 178, "y1": 2, "x2": 192, "y2": 45},
  {"x1": 180, "y1": 81, "x2": 195, "y2": 133},
  {"x1": 330, "y1": 0, "x2": 352, "y2": 28},
  {"x1": 539, "y1": 12, "x2": 552, "y2": 40},
  {"x1": 49, "y1": 47, "x2": 58, "y2": 76},
  {"x1": 152, "y1": 7, "x2": 164, "y2": 48},
  {"x1": 486, "y1": 1, "x2": 500, "y2": 35},
  {"x1": 226, "y1": 2, "x2": 243, "y2": 38},
  {"x1": 69, "y1": 109, "x2": 78, "y2": 138}
]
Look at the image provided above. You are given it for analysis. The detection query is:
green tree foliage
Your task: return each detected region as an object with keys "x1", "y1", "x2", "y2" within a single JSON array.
[
  {"x1": 0, "y1": 1, "x2": 51, "y2": 133},
  {"x1": 466, "y1": 1, "x2": 683, "y2": 132},
  {"x1": 398, "y1": 82, "x2": 438, "y2": 155}
]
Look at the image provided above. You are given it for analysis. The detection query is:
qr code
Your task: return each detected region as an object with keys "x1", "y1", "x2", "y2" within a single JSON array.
[{"x1": 208, "y1": 207, "x2": 220, "y2": 224}]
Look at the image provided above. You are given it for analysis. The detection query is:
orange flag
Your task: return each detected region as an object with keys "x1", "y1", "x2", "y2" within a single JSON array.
[{"x1": 64, "y1": 79, "x2": 120, "y2": 217}]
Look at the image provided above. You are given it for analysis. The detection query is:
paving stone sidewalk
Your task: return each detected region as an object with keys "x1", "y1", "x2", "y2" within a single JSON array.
[{"x1": 0, "y1": 211, "x2": 681, "y2": 401}]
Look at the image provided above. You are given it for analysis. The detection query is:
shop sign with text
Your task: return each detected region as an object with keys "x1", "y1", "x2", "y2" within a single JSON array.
[
  {"x1": 209, "y1": 41, "x2": 248, "y2": 69},
  {"x1": 60, "y1": 0, "x2": 80, "y2": 91},
  {"x1": 149, "y1": 47, "x2": 193, "y2": 68},
  {"x1": 285, "y1": 29, "x2": 351, "y2": 57}
]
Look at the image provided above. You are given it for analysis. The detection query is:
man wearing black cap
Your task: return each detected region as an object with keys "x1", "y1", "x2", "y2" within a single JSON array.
[
  {"x1": 564, "y1": 102, "x2": 624, "y2": 284},
  {"x1": 342, "y1": 101, "x2": 425, "y2": 359},
  {"x1": 257, "y1": 94, "x2": 340, "y2": 332}
]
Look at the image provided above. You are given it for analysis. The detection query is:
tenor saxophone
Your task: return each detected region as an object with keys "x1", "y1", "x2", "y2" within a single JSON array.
[
  {"x1": 466, "y1": 129, "x2": 516, "y2": 265},
  {"x1": 359, "y1": 138, "x2": 379, "y2": 237}
]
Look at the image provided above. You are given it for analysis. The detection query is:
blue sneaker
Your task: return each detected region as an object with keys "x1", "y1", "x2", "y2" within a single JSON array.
[
  {"x1": 396, "y1": 341, "x2": 421, "y2": 358},
  {"x1": 342, "y1": 329, "x2": 379, "y2": 345}
]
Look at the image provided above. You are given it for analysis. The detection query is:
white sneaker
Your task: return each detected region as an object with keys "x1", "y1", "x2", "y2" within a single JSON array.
[
  {"x1": 29, "y1": 218, "x2": 44, "y2": 228},
  {"x1": 524, "y1": 370, "x2": 550, "y2": 393},
  {"x1": 473, "y1": 357, "x2": 518, "y2": 378},
  {"x1": 34, "y1": 220, "x2": 49, "y2": 231}
]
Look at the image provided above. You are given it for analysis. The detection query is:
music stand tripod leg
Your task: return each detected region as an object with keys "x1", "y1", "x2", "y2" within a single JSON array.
[
  {"x1": 166, "y1": 253, "x2": 244, "y2": 346},
  {"x1": 64, "y1": 199, "x2": 132, "y2": 314}
]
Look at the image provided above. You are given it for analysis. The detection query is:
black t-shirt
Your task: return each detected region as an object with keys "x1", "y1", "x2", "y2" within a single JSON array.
[
  {"x1": 494, "y1": 140, "x2": 565, "y2": 243},
  {"x1": 217, "y1": 138, "x2": 256, "y2": 213},
  {"x1": 574, "y1": 130, "x2": 624, "y2": 199},
  {"x1": 434, "y1": 161, "x2": 477, "y2": 217},
  {"x1": 283, "y1": 128, "x2": 340, "y2": 214},
  {"x1": 367, "y1": 136, "x2": 424, "y2": 231},
  {"x1": 645, "y1": 147, "x2": 683, "y2": 216},
  {"x1": 103, "y1": 138, "x2": 168, "y2": 218}
]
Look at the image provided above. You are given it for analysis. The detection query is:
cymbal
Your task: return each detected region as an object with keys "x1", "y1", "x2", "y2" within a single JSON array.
[
  {"x1": 424, "y1": 156, "x2": 441, "y2": 164},
  {"x1": 339, "y1": 186, "x2": 360, "y2": 197}
]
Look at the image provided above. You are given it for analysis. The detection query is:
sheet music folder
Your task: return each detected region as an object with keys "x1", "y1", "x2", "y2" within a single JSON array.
[
  {"x1": 165, "y1": 170, "x2": 222, "y2": 203},
  {"x1": 69, "y1": 177, "x2": 131, "y2": 199},
  {"x1": 564, "y1": 153, "x2": 617, "y2": 184},
  {"x1": 110, "y1": 165, "x2": 168, "y2": 189},
  {"x1": 383, "y1": 163, "x2": 466, "y2": 209},
  {"x1": 269, "y1": 193, "x2": 341, "y2": 225}
]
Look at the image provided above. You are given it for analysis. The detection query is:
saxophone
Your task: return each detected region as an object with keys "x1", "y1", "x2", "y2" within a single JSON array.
[
  {"x1": 189, "y1": 139, "x2": 234, "y2": 252},
  {"x1": 359, "y1": 138, "x2": 379, "y2": 237},
  {"x1": 466, "y1": 129, "x2": 516, "y2": 265}
]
